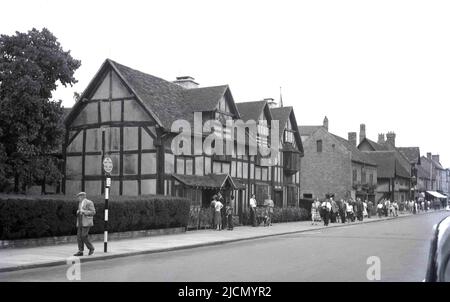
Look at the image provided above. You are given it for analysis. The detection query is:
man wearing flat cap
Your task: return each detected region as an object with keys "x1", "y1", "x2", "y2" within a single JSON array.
[{"x1": 74, "y1": 192, "x2": 96, "y2": 256}]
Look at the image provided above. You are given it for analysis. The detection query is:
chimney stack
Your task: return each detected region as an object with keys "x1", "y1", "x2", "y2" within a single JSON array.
[
  {"x1": 348, "y1": 132, "x2": 357, "y2": 147},
  {"x1": 378, "y1": 133, "x2": 385, "y2": 144},
  {"x1": 432, "y1": 154, "x2": 440, "y2": 163},
  {"x1": 359, "y1": 124, "x2": 366, "y2": 144},
  {"x1": 386, "y1": 131, "x2": 396, "y2": 147},
  {"x1": 264, "y1": 98, "x2": 277, "y2": 108},
  {"x1": 323, "y1": 116, "x2": 328, "y2": 131},
  {"x1": 427, "y1": 152, "x2": 432, "y2": 160},
  {"x1": 173, "y1": 76, "x2": 199, "y2": 89}
]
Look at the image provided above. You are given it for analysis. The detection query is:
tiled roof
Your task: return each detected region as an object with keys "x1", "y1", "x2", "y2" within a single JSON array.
[
  {"x1": 362, "y1": 138, "x2": 389, "y2": 151},
  {"x1": 331, "y1": 134, "x2": 377, "y2": 166},
  {"x1": 270, "y1": 106, "x2": 294, "y2": 140},
  {"x1": 431, "y1": 158, "x2": 444, "y2": 170},
  {"x1": 363, "y1": 151, "x2": 410, "y2": 178},
  {"x1": 299, "y1": 125, "x2": 322, "y2": 137},
  {"x1": 111, "y1": 60, "x2": 188, "y2": 129},
  {"x1": 270, "y1": 106, "x2": 304, "y2": 155},
  {"x1": 110, "y1": 60, "x2": 238, "y2": 130},
  {"x1": 236, "y1": 100, "x2": 268, "y2": 122},
  {"x1": 397, "y1": 147, "x2": 420, "y2": 164},
  {"x1": 182, "y1": 85, "x2": 230, "y2": 113}
]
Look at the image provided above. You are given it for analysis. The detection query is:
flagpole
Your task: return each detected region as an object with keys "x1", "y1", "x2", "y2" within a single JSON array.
[{"x1": 279, "y1": 86, "x2": 283, "y2": 108}]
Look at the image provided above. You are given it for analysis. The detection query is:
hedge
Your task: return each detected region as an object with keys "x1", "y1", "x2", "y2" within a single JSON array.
[
  {"x1": 241, "y1": 207, "x2": 310, "y2": 225},
  {"x1": 0, "y1": 194, "x2": 190, "y2": 240}
]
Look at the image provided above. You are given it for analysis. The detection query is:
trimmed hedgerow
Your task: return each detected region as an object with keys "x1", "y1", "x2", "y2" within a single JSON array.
[
  {"x1": 0, "y1": 194, "x2": 190, "y2": 240},
  {"x1": 241, "y1": 206, "x2": 310, "y2": 225}
]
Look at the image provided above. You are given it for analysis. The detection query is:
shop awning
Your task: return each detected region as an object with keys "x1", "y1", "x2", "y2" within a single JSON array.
[
  {"x1": 172, "y1": 174, "x2": 245, "y2": 190},
  {"x1": 426, "y1": 191, "x2": 448, "y2": 199}
]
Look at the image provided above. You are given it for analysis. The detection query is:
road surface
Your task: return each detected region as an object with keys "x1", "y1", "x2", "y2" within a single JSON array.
[{"x1": 1, "y1": 211, "x2": 448, "y2": 282}]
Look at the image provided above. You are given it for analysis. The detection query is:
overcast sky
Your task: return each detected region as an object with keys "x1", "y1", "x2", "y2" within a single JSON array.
[{"x1": 1, "y1": 0, "x2": 449, "y2": 166}]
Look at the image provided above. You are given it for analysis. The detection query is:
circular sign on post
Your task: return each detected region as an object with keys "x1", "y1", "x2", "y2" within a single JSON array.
[{"x1": 103, "y1": 157, "x2": 113, "y2": 174}]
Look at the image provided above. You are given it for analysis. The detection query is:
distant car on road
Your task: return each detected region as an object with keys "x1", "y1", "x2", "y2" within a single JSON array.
[{"x1": 425, "y1": 214, "x2": 450, "y2": 282}]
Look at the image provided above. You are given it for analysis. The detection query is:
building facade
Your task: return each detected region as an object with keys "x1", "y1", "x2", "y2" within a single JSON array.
[
  {"x1": 418, "y1": 153, "x2": 449, "y2": 205},
  {"x1": 357, "y1": 127, "x2": 414, "y2": 202},
  {"x1": 63, "y1": 59, "x2": 304, "y2": 217},
  {"x1": 299, "y1": 124, "x2": 377, "y2": 201}
]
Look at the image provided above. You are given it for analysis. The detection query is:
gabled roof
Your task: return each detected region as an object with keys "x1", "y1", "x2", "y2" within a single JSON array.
[
  {"x1": 430, "y1": 158, "x2": 444, "y2": 170},
  {"x1": 420, "y1": 156, "x2": 444, "y2": 173},
  {"x1": 270, "y1": 106, "x2": 292, "y2": 132},
  {"x1": 299, "y1": 125, "x2": 323, "y2": 137},
  {"x1": 270, "y1": 106, "x2": 304, "y2": 155},
  {"x1": 397, "y1": 147, "x2": 421, "y2": 164},
  {"x1": 66, "y1": 59, "x2": 239, "y2": 131},
  {"x1": 417, "y1": 163, "x2": 432, "y2": 180},
  {"x1": 236, "y1": 100, "x2": 270, "y2": 122},
  {"x1": 358, "y1": 137, "x2": 413, "y2": 175},
  {"x1": 363, "y1": 151, "x2": 411, "y2": 178},
  {"x1": 358, "y1": 138, "x2": 389, "y2": 151},
  {"x1": 331, "y1": 134, "x2": 377, "y2": 166},
  {"x1": 111, "y1": 60, "x2": 187, "y2": 129},
  {"x1": 182, "y1": 85, "x2": 230, "y2": 112}
]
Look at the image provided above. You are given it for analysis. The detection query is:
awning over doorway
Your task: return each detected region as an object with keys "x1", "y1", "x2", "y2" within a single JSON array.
[
  {"x1": 172, "y1": 174, "x2": 245, "y2": 190},
  {"x1": 426, "y1": 191, "x2": 447, "y2": 199}
]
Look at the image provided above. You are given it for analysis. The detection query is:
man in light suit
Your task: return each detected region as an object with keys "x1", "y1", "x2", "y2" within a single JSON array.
[{"x1": 74, "y1": 192, "x2": 96, "y2": 256}]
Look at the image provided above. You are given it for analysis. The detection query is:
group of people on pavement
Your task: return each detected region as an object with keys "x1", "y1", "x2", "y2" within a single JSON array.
[
  {"x1": 210, "y1": 192, "x2": 234, "y2": 231},
  {"x1": 405, "y1": 199, "x2": 437, "y2": 213},
  {"x1": 311, "y1": 196, "x2": 373, "y2": 226},
  {"x1": 312, "y1": 194, "x2": 446, "y2": 226},
  {"x1": 249, "y1": 194, "x2": 275, "y2": 227},
  {"x1": 210, "y1": 193, "x2": 275, "y2": 230},
  {"x1": 376, "y1": 199, "x2": 399, "y2": 217}
]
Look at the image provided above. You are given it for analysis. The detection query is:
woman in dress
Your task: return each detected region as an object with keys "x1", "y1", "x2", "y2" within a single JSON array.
[
  {"x1": 311, "y1": 198, "x2": 321, "y2": 225},
  {"x1": 214, "y1": 198, "x2": 223, "y2": 231}
]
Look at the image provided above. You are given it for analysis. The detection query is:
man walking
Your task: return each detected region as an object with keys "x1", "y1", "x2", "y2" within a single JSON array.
[
  {"x1": 321, "y1": 198, "x2": 332, "y2": 226},
  {"x1": 74, "y1": 192, "x2": 96, "y2": 256}
]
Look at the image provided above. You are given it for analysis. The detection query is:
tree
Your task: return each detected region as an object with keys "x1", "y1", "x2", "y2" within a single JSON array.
[{"x1": 0, "y1": 28, "x2": 81, "y2": 193}]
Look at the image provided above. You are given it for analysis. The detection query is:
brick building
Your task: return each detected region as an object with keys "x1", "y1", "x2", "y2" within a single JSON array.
[{"x1": 299, "y1": 120, "x2": 377, "y2": 201}]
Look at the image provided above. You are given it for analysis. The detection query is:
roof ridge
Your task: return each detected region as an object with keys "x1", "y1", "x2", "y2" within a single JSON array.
[{"x1": 109, "y1": 59, "x2": 183, "y2": 91}]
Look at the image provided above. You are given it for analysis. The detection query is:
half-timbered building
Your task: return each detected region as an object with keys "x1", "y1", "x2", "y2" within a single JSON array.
[{"x1": 63, "y1": 59, "x2": 304, "y2": 217}]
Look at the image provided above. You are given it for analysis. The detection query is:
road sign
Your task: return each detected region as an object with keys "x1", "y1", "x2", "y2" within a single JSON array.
[{"x1": 103, "y1": 157, "x2": 113, "y2": 174}]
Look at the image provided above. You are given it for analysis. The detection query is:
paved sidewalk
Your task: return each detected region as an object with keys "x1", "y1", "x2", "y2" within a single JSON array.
[{"x1": 0, "y1": 210, "x2": 443, "y2": 273}]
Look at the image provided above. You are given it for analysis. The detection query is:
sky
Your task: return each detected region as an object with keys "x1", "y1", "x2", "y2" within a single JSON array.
[{"x1": 1, "y1": 0, "x2": 449, "y2": 166}]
